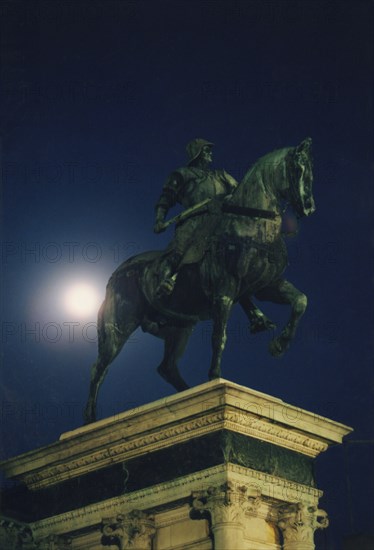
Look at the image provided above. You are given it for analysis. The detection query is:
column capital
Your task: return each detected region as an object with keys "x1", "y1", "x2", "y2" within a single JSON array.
[
  {"x1": 191, "y1": 481, "x2": 261, "y2": 525},
  {"x1": 0, "y1": 518, "x2": 36, "y2": 549},
  {"x1": 101, "y1": 510, "x2": 155, "y2": 549},
  {"x1": 278, "y1": 502, "x2": 329, "y2": 548}
]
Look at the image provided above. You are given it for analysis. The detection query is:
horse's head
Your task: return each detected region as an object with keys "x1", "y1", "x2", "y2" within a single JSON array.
[{"x1": 285, "y1": 137, "x2": 315, "y2": 218}]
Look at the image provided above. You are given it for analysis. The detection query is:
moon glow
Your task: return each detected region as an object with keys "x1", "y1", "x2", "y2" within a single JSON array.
[{"x1": 63, "y1": 283, "x2": 101, "y2": 318}]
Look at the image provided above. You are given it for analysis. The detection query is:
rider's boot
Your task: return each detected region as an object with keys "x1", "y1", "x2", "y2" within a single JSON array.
[{"x1": 156, "y1": 252, "x2": 183, "y2": 297}]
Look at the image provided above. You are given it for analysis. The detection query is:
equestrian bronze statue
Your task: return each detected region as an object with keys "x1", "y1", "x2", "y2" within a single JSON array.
[{"x1": 84, "y1": 137, "x2": 315, "y2": 423}]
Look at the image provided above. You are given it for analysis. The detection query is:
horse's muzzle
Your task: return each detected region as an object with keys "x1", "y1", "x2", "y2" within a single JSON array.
[{"x1": 301, "y1": 197, "x2": 316, "y2": 217}]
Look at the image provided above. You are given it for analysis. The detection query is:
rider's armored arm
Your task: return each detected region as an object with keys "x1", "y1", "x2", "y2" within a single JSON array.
[
  {"x1": 154, "y1": 171, "x2": 184, "y2": 232},
  {"x1": 221, "y1": 170, "x2": 239, "y2": 192},
  {"x1": 154, "y1": 203, "x2": 168, "y2": 225}
]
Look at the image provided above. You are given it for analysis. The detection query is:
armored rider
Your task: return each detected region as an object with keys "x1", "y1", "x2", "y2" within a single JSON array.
[
  {"x1": 153, "y1": 138, "x2": 276, "y2": 334},
  {"x1": 154, "y1": 138, "x2": 237, "y2": 295}
]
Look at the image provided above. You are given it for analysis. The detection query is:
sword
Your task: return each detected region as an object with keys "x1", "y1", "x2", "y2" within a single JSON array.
[
  {"x1": 161, "y1": 197, "x2": 277, "y2": 230},
  {"x1": 161, "y1": 198, "x2": 212, "y2": 230}
]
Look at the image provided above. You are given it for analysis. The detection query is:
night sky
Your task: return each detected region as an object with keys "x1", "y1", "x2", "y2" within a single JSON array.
[{"x1": 1, "y1": 0, "x2": 373, "y2": 547}]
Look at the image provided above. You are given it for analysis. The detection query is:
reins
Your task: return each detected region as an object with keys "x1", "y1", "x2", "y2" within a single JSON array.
[{"x1": 221, "y1": 203, "x2": 277, "y2": 220}]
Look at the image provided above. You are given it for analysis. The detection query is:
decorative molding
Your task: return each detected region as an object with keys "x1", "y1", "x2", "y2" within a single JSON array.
[
  {"x1": 22, "y1": 407, "x2": 328, "y2": 490},
  {"x1": 23, "y1": 411, "x2": 224, "y2": 489},
  {"x1": 222, "y1": 409, "x2": 328, "y2": 455}
]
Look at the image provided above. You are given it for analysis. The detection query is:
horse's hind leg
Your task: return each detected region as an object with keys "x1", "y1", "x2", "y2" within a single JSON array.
[
  {"x1": 209, "y1": 295, "x2": 233, "y2": 380},
  {"x1": 84, "y1": 319, "x2": 139, "y2": 424},
  {"x1": 255, "y1": 279, "x2": 308, "y2": 357},
  {"x1": 157, "y1": 325, "x2": 193, "y2": 391}
]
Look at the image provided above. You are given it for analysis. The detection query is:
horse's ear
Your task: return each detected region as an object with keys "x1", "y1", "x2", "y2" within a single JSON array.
[{"x1": 297, "y1": 137, "x2": 312, "y2": 153}]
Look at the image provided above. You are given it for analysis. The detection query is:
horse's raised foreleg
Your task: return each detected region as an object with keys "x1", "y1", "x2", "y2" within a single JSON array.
[
  {"x1": 209, "y1": 296, "x2": 233, "y2": 380},
  {"x1": 157, "y1": 325, "x2": 193, "y2": 391},
  {"x1": 255, "y1": 279, "x2": 307, "y2": 357}
]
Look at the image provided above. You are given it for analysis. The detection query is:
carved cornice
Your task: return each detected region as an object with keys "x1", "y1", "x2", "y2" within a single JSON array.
[
  {"x1": 21, "y1": 407, "x2": 328, "y2": 490},
  {"x1": 24, "y1": 411, "x2": 224, "y2": 489},
  {"x1": 2, "y1": 380, "x2": 352, "y2": 492},
  {"x1": 222, "y1": 409, "x2": 328, "y2": 456},
  {"x1": 29, "y1": 463, "x2": 322, "y2": 540}
]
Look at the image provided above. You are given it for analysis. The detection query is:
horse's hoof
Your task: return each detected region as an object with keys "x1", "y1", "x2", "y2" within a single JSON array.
[
  {"x1": 269, "y1": 338, "x2": 285, "y2": 358},
  {"x1": 208, "y1": 370, "x2": 220, "y2": 380},
  {"x1": 83, "y1": 407, "x2": 96, "y2": 425},
  {"x1": 157, "y1": 365, "x2": 189, "y2": 392}
]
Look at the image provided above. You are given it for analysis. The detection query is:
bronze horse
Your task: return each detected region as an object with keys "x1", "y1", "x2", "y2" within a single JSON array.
[{"x1": 84, "y1": 138, "x2": 315, "y2": 423}]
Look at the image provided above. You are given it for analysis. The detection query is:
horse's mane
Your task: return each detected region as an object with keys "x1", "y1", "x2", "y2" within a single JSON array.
[
  {"x1": 230, "y1": 146, "x2": 293, "y2": 207},
  {"x1": 242, "y1": 146, "x2": 292, "y2": 186}
]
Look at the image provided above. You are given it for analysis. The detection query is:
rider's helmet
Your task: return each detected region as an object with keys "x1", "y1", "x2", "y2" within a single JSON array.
[{"x1": 186, "y1": 138, "x2": 214, "y2": 165}]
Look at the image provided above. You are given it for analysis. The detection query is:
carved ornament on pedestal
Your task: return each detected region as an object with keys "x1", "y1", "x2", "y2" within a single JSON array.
[
  {"x1": 0, "y1": 518, "x2": 37, "y2": 549},
  {"x1": 101, "y1": 510, "x2": 155, "y2": 549},
  {"x1": 191, "y1": 481, "x2": 261, "y2": 526},
  {"x1": 278, "y1": 502, "x2": 329, "y2": 549}
]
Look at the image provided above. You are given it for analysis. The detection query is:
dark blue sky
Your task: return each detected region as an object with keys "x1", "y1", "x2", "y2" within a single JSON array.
[{"x1": 1, "y1": 1, "x2": 373, "y2": 547}]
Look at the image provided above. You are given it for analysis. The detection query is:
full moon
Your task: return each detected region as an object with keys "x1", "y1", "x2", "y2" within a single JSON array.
[{"x1": 63, "y1": 283, "x2": 101, "y2": 318}]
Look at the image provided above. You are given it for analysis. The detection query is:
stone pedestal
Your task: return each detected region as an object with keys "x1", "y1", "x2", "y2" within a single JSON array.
[{"x1": 0, "y1": 379, "x2": 352, "y2": 549}]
